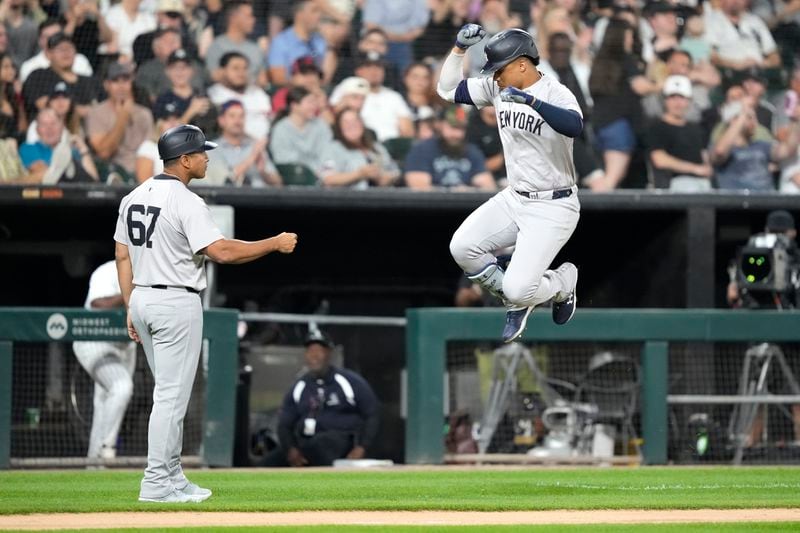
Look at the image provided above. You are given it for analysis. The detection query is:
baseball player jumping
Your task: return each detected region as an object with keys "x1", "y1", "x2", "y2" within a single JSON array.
[
  {"x1": 115, "y1": 124, "x2": 297, "y2": 503},
  {"x1": 438, "y1": 25, "x2": 581, "y2": 343}
]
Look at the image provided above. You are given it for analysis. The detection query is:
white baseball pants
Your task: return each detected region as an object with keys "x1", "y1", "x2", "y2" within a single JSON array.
[
  {"x1": 130, "y1": 287, "x2": 202, "y2": 499},
  {"x1": 72, "y1": 341, "x2": 136, "y2": 458},
  {"x1": 450, "y1": 187, "x2": 580, "y2": 307}
]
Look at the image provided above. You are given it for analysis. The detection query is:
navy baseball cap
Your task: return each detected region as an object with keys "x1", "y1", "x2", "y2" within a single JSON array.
[
  {"x1": 356, "y1": 51, "x2": 386, "y2": 68},
  {"x1": 304, "y1": 330, "x2": 334, "y2": 349},
  {"x1": 167, "y1": 48, "x2": 192, "y2": 66},
  {"x1": 49, "y1": 81, "x2": 71, "y2": 98},
  {"x1": 766, "y1": 210, "x2": 795, "y2": 232},
  {"x1": 47, "y1": 32, "x2": 74, "y2": 49},
  {"x1": 153, "y1": 96, "x2": 187, "y2": 120},
  {"x1": 219, "y1": 99, "x2": 244, "y2": 114}
]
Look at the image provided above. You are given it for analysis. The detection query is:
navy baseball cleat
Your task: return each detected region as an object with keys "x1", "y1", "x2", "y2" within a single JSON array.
[
  {"x1": 552, "y1": 292, "x2": 576, "y2": 325},
  {"x1": 551, "y1": 262, "x2": 578, "y2": 325},
  {"x1": 503, "y1": 306, "x2": 533, "y2": 343}
]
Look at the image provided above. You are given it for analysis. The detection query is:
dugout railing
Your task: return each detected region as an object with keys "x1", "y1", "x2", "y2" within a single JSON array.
[
  {"x1": 406, "y1": 308, "x2": 800, "y2": 465},
  {"x1": 0, "y1": 308, "x2": 238, "y2": 469}
]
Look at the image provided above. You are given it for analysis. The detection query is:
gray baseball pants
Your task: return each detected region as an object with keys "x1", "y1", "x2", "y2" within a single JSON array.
[
  {"x1": 130, "y1": 286, "x2": 202, "y2": 499},
  {"x1": 450, "y1": 187, "x2": 580, "y2": 307}
]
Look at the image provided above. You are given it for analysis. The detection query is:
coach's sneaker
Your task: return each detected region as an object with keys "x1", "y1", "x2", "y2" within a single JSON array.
[
  {"x1": 502, "y1": 306, "x2": 533, "y2": 343},
  {"x1": 551, "y1": 262, "x2": 578, "y2": 325},
  {"x1": 138, "y1": 489, "x2": 194, "y2": 503},
  {"x1": 179, "y1": 482, "x2": 212, "y2": 502}
]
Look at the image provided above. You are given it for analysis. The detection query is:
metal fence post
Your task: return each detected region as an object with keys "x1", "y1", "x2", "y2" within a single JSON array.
[
  {"x1": 0, "y1": 341, "x2": 12, "y2": 469},
  {"x1": 405, "y1": 309, "x2": 446, "y2": 464},
  {"x1": 642, "y1": 341, "x2": 669, "y2": 464},
  {"x1": 202, "y1": 309, "x2": 240, "y2": 467}
]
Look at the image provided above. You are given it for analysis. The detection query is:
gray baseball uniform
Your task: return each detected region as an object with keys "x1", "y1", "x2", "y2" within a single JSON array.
[
  {"x1": 72, "y1": 260, "x2": 136, "y2": 460},
  {"x1": 114, "y1": 174, "x2": 223, "y2": 499},
  {"x1": 439, "y1": 52, "x2": 581, "y2": 309}
]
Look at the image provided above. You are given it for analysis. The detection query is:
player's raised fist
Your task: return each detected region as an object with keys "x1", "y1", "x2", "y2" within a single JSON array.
[
  {"x1": 455, "y1": 24, "x2": 485, "y2": 50},
  {"x1": 276, "y1": 232, "x2": 298, "y2": 253},
  {"x1": 500, "y1": 87, "x2": 535, "y2": 107}
]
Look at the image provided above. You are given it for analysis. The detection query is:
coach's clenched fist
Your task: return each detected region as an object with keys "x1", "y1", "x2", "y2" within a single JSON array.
[{"x1": 275, "y1": 232, "x2": 298, "y2": 253}]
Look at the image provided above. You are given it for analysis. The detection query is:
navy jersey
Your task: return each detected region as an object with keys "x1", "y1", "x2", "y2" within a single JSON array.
[{"x1": 278, "y1": 366, "x2": 379, "y2": 449}]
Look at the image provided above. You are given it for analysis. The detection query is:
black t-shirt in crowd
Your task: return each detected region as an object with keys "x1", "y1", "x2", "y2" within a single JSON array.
[
  {"x1": 153, "y1": 89, "x2": 219, "y2": 137},
  {"x1": 467, "y1": 111, "x2": 505, "y2": 178},
  {"x1": 591, "y1": 54, "x2": 644, "y2": 130},
  {"x1": 67, "y1": 20, "x2": 101, "y2": 68},
  {"x1": 646, "y1": 118, "x2": 706, "y2": 188},
  {"x1": 415, "y1": 18, "x2": 461, "y2": 61},
  {"x1": 22, "y1": 68, "x2": 102, "y2": 118}
]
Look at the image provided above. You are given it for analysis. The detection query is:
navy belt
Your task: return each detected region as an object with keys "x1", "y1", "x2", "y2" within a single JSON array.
[
  {"x1": 514, "y1": 187, "x2": 574, "y2": 200},
  {"x1": 149, "y1": 285, "x2": 199, "y2": 294}
]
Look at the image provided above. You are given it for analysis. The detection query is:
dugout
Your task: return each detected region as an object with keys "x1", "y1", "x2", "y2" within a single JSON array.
[{"x1": 2, "y1": 185, "x2": 800, "y2": 464}]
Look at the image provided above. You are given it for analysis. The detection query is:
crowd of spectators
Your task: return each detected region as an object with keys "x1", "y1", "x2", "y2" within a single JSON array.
[{"x1": 0, "y1": 0, "x2": 799, "y2": 192}]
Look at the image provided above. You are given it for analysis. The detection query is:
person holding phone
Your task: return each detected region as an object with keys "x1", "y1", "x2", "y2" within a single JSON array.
[{"x1": 711, "y1": 98, "x2": 800, "y2": 190}]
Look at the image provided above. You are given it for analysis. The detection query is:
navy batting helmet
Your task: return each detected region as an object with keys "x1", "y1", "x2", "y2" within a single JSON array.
[
  {"x1": 480, "y1": 28, "x2": 539, "y2": 74},
  {"x1": 157, "y1": 124, "x2": 217, "y2": 161}
]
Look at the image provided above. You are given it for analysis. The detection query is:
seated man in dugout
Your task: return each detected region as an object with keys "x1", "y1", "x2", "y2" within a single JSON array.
[{"x1": 258, "y1": 331, "x2": 380, "y2": 467}]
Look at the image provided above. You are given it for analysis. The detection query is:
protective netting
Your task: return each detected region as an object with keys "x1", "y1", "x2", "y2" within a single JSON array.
[
  {"x1": 10, "y1": 342, "x2": 205, "y2": 466},
  {"x1": 445, "y1": 340, "x2": 800, "y2": 464},
  {"x1": 238, "y1": 319, "x2": 405, "y2": 465},
  {"x1": 668, "y1": 342, "x2": 800, "y2": 464}
]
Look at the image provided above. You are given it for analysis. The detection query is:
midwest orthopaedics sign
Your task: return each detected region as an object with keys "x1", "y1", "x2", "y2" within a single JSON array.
[{"x1": 44, "y1": 312, "x2": 128, "y2": 341}]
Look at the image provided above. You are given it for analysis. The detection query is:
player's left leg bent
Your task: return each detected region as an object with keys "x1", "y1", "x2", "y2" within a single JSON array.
[{"x1": 450, "y1": 192, "x2": 519, "y2": 302}]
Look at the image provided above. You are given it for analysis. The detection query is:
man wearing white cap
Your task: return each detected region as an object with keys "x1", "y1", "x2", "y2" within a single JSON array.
[
  {"x1": 329, "y1": 76, "x2": 370, "y2": 114},
  {"x1": 647, "y1": 75, "x2": 712, "y2": 190},
  {"x1": 132, "y1": 0, "x2": 198, "y2": 65}
]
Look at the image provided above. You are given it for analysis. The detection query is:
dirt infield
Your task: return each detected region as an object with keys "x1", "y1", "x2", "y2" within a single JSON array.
[{"x1": 2, "y1": 509, "x2": 800, "y2": 529}]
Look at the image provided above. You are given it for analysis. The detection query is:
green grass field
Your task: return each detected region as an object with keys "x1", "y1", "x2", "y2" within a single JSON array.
[
  {"x1": 2, "y1": 467, "x2": 799, "y2": 531},
  {"x1": 1, "y1": 467, "x2": 800, "y2": 514}
]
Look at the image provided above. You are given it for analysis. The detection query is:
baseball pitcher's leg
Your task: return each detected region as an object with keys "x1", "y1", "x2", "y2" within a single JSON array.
[
  {"x1": 92, "y1": 354, "x2": 134, "y2": 456},
  {"x1": 450, "y1": 192, "x2": 518, "y2": 302}
]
